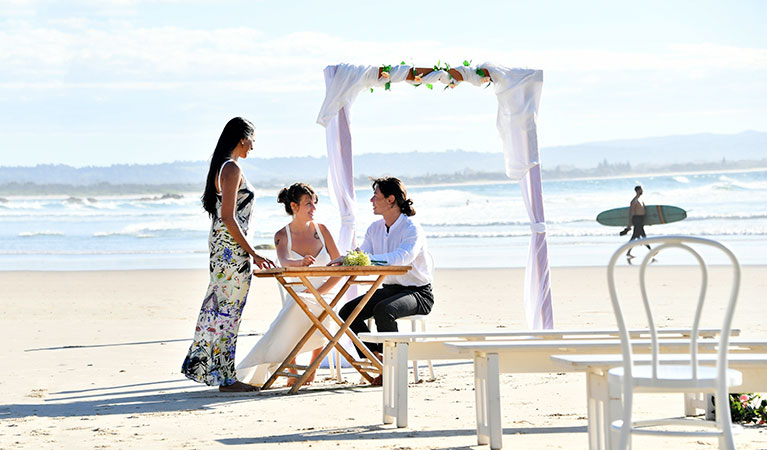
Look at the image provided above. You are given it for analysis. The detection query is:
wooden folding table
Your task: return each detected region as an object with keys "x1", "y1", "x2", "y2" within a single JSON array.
[{"x1": 254, "y1": 265, "x2": 411, "y2": 394}]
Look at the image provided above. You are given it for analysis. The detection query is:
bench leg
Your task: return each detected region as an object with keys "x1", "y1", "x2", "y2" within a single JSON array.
[
  {"x1": 684, "y1": 393, "x2": 696, "y2": 416},
  {"x1": 487, "y1": 353, "x2": 502, "y2": 450},
  {"x1": 474, "y1": 353, "x2": 489, "y2": 445},
  {"x1": 383, "y1": 342, "x2": 395, "y2": 425},
  {"x1": 586, "y1": 369, "x2": 609, "y2": 450},
  {"x1": 382, "y1": 342, "x2": 409, "y2": 427},
  {"x1": 684, "y1": 392, "x2": 711, "y2": 417},
  {"x1": 607, "y1": 374, "x2": 621, "y2": 450},
  {"x1": 395, "y1": 342, "x2": 409, "y2": 427},
  {"x1": 474, "y1": 353, "x2": 502, "y2": 449},
  {"x1": 410, "y1": 319, "x2": 419, "y2": 383},
  {"x1": 704, "y1": 393, "x2": 715, "y2": 420}
]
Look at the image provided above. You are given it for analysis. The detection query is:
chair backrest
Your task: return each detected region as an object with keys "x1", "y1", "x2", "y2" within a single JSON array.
[{"x1": 607, "y1": 236, "x2": 740, "y2": 382}]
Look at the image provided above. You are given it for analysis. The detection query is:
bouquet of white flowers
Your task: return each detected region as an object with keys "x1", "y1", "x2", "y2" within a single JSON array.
[{"x1": 343, "y1": 250, "x2": 372, "y2": 266}]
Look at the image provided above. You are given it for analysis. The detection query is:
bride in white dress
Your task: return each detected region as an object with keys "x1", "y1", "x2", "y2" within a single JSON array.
[{"x1": 237, "y1": 183, "x2": 341, "y2": 387}]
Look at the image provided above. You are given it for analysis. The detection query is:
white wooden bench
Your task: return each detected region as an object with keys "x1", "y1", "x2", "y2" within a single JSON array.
[
  {"x1": 443, "y1": 338, "x2": 767, "y2": 450},
  {"x1": 551, "y1": 353, "x2": 767, "y2": 450},
  {"x1": 358, "y1": 328, "x2": 738, "y2": 429}
]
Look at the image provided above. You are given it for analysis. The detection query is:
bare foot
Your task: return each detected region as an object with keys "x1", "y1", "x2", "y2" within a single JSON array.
[
  {"x1": 285, "y1": 375, "x2": 313, "y2": 387},
  {"x1": 285, "y1": 366, "x2": 300, "y2": 387},
  {"x1": 286, "y1": 373, "x2": 315, "y2": 387},
  {"x1": 218, "y1": 381, "x2": 258, "y2": 393}
]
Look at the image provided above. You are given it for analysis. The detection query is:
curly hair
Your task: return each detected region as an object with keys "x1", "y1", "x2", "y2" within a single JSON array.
[{"x1": 277, "y1": 182, "x2": 318, "y2": 215}]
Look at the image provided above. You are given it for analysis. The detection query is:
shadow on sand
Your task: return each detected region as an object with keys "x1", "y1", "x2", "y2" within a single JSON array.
[
  {"x1": 218, "y1": 423, "x2": 586, "y2": 448},
  {"x1": 2, "y1": 378, "x2": 586, "y2": 448},
  {"x1": 23, "y1": 333, "x2": 263, "y2": 352},
  {"x1": 0, "y1": 379, "x2": 376, "y2": 420}
]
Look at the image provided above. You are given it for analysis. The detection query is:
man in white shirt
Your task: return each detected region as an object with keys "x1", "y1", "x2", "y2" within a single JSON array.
[{"x1": 332, "y1": 177, "x2": 434, "y2": 382}]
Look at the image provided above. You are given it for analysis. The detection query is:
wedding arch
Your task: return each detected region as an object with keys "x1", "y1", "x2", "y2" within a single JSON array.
[{"x1": 316, "y1": 63, "x2": 553, "y2": 329}]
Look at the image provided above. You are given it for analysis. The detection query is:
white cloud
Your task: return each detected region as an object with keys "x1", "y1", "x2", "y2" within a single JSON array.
[
  {"x1": 1, "y1": 20, "x2": 765, "y2": 93},
  {"x1": 0, "y1": 0, "x2": 38, "y2": 15},
  {"x1": 481, "y1": 44, "x2": 767, "y2": 73}
]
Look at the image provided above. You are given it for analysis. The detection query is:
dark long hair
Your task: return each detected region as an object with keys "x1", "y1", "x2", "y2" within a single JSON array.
[
  {"x1": 277, "y1": 183, "x2": 317, "y2": 215},
  {"x1": 372, "y1": 176, "x2": 415, "y2": 216},
  {"x1": 201, "y1": 117, "x2": 254, "y2": 219}
]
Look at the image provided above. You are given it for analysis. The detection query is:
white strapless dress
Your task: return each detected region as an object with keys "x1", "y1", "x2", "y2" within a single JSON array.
[{"x1": 236, "y1": 223, "x2": 336, "y2": 386}]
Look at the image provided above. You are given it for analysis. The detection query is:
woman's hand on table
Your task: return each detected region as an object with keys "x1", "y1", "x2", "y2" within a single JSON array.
[
  {"x1": 253, "y1": 254, "x2": 276, "y2": 270},
  {"x1": 301, "y1": 255, "x2": 316, "y2": 266}
]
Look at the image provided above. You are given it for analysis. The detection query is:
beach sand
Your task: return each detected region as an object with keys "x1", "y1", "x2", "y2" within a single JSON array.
[{"x1": 2, "y1": 266, "x2": 766, "y2": 449}]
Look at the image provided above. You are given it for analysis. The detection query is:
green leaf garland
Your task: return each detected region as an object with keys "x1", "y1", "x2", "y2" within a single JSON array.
[{"x1": 372, "y1": 60, "x2": 491, "y2": 92}]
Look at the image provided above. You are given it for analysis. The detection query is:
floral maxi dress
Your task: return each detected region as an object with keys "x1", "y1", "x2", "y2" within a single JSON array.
[{"x1": 182, "y1": 162, "x2": 255, "y2": 386}]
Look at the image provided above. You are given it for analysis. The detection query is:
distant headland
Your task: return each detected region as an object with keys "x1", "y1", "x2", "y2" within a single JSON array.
[{"x1": 1, "y1": 131, "x2": 765, "y2": 196}]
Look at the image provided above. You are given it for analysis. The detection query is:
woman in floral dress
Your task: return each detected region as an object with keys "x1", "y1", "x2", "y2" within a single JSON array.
[{"x1": 182, "y1": 117, "x2": 275, "y2": 393}]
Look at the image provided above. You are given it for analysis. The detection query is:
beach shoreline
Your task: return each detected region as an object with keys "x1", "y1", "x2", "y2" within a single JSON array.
[
  {"x1": 2, "y1": 266, "x2": 766, "y2": 448},
  {"x1": 3, "y1": 168, "x2": 766, "y2": 273}
]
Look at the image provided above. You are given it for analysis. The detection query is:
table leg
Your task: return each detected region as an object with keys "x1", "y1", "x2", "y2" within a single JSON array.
[
  {"x1": 287, "y1": 324, "x2": 367, "y2": 394},
  {"x1": 327, "y1": 274, "x2": 388, "y2": 370},
  {"x1": 288, "y1": 276, "x2": 388, "y2": 393},
  {"x1": 300, "y1": 275, "x2": 384, "y2": 371},
  {"x1": 263, "y1": 279, "x2": 361, "y2": 391}
]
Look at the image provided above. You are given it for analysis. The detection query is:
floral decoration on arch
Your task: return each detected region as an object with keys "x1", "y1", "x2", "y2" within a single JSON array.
[{"x1": 370, "y1": 60, "x2": 492, "y2": 93}]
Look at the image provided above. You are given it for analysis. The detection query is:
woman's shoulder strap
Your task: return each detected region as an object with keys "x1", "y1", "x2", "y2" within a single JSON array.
[
  {"x1": 313, "y1": 222, "x2": 327, "y2": 247},
  {"x1": 217, "y1": 159, "x2": 239, "y2": 193},
  {"x1": 284, "y1": 224, "x2": 293, "y2": 249}
]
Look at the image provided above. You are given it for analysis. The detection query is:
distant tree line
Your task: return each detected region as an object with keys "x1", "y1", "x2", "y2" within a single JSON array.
[
  {"x1": 1, "y1": 159, "x2": 766, "y2": 197},
  {"x1": 543, "y1": 158, "x2": 767, "y2": 180}
]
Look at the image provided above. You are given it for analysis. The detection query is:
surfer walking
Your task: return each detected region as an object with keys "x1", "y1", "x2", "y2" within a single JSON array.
[{"x1": 625, "y1": 185, "x2": 652, "y2": 258}]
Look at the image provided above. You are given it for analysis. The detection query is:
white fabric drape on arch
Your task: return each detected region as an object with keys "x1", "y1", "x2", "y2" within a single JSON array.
[{"x1": 317, "y1": 63, "x2": 553, "y2": 329}]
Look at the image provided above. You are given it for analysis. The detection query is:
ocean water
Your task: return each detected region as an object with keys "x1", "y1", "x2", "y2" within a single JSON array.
[{"x1": 1, "y1": 169, "x2": 765, "y2": 271}]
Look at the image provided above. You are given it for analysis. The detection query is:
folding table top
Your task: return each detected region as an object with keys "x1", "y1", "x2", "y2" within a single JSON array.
[{"x1": 254, "y1": 265, "x2": 412, "y2": 277}]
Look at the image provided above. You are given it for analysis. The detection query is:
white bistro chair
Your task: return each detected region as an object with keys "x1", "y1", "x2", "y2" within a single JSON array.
[{"x1": 606, "y1": 236, "x2": 742, "y2": 450}]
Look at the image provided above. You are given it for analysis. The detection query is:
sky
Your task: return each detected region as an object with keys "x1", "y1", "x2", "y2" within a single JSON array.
[{"x1": 1, "y1": 0, "x2": 765, "y2": 167}]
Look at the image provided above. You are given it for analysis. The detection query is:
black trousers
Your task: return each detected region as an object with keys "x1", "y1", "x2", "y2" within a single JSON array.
[{"x1": 339, "y1": 283, "x2": 434, "y2": 356}]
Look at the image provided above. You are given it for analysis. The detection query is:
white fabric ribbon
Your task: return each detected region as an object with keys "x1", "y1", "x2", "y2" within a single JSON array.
[{"x1": 530, "y1": 222, "x2": 547, "y2": 234}]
